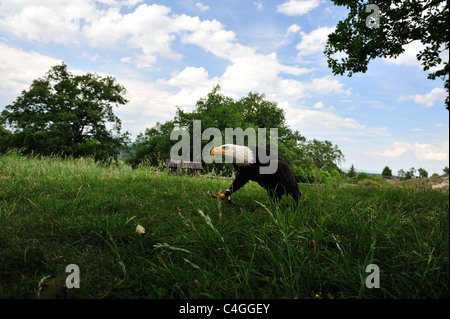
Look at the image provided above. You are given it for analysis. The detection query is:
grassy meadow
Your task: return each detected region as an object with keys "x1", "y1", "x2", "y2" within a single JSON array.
[{"x1": 0, "y1": 154, "x2": 448, "y2": 298}]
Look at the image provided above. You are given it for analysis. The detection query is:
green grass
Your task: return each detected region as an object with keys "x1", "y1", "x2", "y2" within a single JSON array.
[{"x1": 0, "y1": 154, "x2": 448, "y2": 298}]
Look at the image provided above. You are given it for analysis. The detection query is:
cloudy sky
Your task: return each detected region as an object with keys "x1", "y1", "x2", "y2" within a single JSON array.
[{"x1": 0, "y1": 0, "x2": 448, "y2": 174}]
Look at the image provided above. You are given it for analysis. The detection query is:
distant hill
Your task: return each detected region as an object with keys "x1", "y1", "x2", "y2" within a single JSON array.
[{"x1": 340, "y1": 167, "x2": 383, "y2": 177}]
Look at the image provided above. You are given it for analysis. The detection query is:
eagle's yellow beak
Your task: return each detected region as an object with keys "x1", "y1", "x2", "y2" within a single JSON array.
[{"x1": 210, "y1": 147, "x2": 224, "y2": 156}]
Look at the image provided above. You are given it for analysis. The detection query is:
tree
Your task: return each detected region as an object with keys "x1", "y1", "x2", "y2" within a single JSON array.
[
  {"x1": 382, "y1": 165, "x2": 392, "y2": 178},
  {"x1": 302, "y1": 139, "x2": 345, "y2": 171},
  {"x1": 443, "y1": 166, "x2": 449, "y2": 175},
  {"x1": 174, "y1": 85, "x2": 306, "y2": 166},
  {"x1": 397, "y1": 169, "x2": 406, "y2": 180},
  {"x1": 0, "y1": 125, "x2": 12, "y2": 153},
  {"x1": 0, "y1": 63, "x2": 129, "y2": 160},
  {"x1": 405, "y1": 167, "x2": 416, "y2": 180},
  {"x1": 325, "y1": 0, "x2": 449, "y2": 110},
  {"x1": 128, "y1": 86, "x2": 346, "y2": 175},
  {"x1": 126, "y1": 121, "x2": 175, "y2": 167},
  {"x1": 347, "y1": 164, "x2": 357, "y2": 178},
  {"x1": 356, "y1": 172, "x2": 369, "y2": 181}
]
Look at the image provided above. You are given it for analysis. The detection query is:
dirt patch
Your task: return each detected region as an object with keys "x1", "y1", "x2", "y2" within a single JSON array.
[
  {"x1": 384, "y1": 175, "x2": 449, "y2": 190},
  {"x1": 431, "y1": 175, "x2": 449, "y2": 190}
]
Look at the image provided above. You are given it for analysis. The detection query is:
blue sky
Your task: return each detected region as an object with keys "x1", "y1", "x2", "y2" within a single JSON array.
[{"x1": 0, "y1": 0, "x2": 448, "y2": 175}]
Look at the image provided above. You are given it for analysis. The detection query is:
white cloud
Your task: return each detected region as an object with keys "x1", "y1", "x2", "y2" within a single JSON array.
[
  {"x1": 384, "y1": 41, "x2": 424, "y2": 68},
  {"x1": 277, "y1": 0, "x2": 322, "y2": 16},
  {"x1": 85, "y1": 4, "x2": 184, "y2": 62},
  {"x1": 120, "y1": 56, "x2": 132, "y2": 63},
  {"x1": 414, "y1": 142, "x2": 449, "y2": 161},
  {"x1": 0, "y1": 1, "x2": 313, "y2": 99},
  {"x1": 0, "y1": 1, "x2": 104, "y2": 44},
  {"x1": 293, "y1": 109, "x2": 366, "y2": 131},
  {"x1": 180, "y1": 18, "x2": 237, "y2": 60},
  {"x1": 0, "y1": 2, "x2": 235, "y2": 67},
  {"x1": 0, "y1": 42, "x2": 61, "y2": 94},
  {"x1": 220, "y1": 51, "x2": 311, "y2": 98},
  {"x1": 159, "y1": 66, "x2": 218, "y2": 107},
  {"x1": 306, "y1": 75, "x2": 352, "y2": 96},
  {"x1": 274, "y1": 24, "x2": 302, "y2": 49},
  {"x1": 121, "y1": 0, "x2": 144, "y2": 7},
  {"x1": 296, "y1": 26, "x2": 335, "y2": 57},
  {"x1": 287, "y1": 24, "x2": 301, "y2": 35},
  {"x1": 368, "y1": 142, "x2": 408, "y2": 157},
  {"x1": 253, "y1": 2, "x2": 264, "y2": 11},
  {"x1": 398, "y1": 87, "x2": 447, "y2": 108},
  {"x1": 313, "y1": 101, "x2": 324, "y2": 109},
  {"x1": 283, "y1": 98, "x2": 391, "y2": 140},
  {"x1": 195, "y1": 2, "x2": 210, "y2": 11},
  {"x1": 383, "y1": 40, "x2": 449, "y2": 72},
  {"x1": 367, "y1": 141, "x2": 449, "y2": 161},
  {"x1": 164, "y1": 67, "x2": 210, "y2": 87},
  {"x1": 119, "y1": 78, "x2": 175, "y2": 119},
  {"x1": 284, "y1": 101, "x2": 370, "y2": 137}
]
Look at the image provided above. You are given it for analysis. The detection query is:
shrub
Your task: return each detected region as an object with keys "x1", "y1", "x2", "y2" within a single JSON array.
[
  {"x1": 360, "y1": 178, "x2": 381, "y2": 187},
  {"x1": 356, "y1": 172, "x2": 369, "y2": 181}
]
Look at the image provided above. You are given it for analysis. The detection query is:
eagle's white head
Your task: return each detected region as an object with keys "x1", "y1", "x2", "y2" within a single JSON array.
[{"x1": 210, "y1": 144, "x2": 255, "y2": 166}]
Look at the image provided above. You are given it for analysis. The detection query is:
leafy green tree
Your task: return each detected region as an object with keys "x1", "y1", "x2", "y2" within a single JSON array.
[
  {"x1": 126, "y1": 121, "x2": 175, "y2": 167},
  {"x1": 356, "y1": 172, "x2": 369, "y2": 181},
  {"x1": 0, "y1": 125, "x2": 13, "y2": 153},
  {"x1": 419, "y1": 168, "x2": 429, "y2": 178},
  {"x1": 444, "y1": 166, "x2": 449, "y2": 175},
  {"x1": 325, "y1": 0, "x2": 449, "y2": 110},
  {"x1": 405, "y1": 167, "x2": 416, "y2": 180},
  {"x1": 175, "y1": 85, "x2": 238, "y2": 133},
  {"x1": 174, "y1": 85, "x2": 306, "y2": 165},
  {"x1": 175, "y1": 85, "x2": 296, "y2": 144},
  {"x1": 397, "y1": 169, "x2": 406, "y2": 180},
  {"x1": 382, "y1": 165, "x2": 392, "y2": 178},
  {"x1": 0, "y1": 63, "x2": 129, "y2": 160},
  {"x1": 128, "y1": 86, "x2": 345, "y2": 176},
  {"x1": 302, "y1": 139, "x2": 345, "y2": 171},
  {"x1": 347, "y1": 164, "x2": 357, "y2": 178}
]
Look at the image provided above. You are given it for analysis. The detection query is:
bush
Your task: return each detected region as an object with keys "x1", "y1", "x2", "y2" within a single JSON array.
[
  {"x1": 320, "y1": 169, "x2": 344, "y2": 186},
  {"x1": 356, "y1": 172, "x2": 369, "y2": 181},
  {"x1": 360, "y1": 178, "x2": 381, "y2": 187},
  {"x1": 0, "y1": 126, "x2": 13, "y2": 154},
  {"x1": 293, "y1": 166, "x2": 316, "y2": 184},
  {"x1": 293, "y1": 166, "x2": 343, "y2": 185}
]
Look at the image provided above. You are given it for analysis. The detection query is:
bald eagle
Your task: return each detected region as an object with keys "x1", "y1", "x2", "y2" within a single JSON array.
[{"x1": 210, "y1": 144, "x2": 301, "y2": 203}]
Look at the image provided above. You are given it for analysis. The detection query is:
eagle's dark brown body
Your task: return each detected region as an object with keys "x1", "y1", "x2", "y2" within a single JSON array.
[{"x1": 213, "y1": 145, "x2": 301, "y2": 202}]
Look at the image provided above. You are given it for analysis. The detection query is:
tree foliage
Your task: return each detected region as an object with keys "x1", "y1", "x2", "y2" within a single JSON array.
[
  {"x1": 0, "y1": 125, "x2": 12, "y2": 154},
  {"x1": 0, "y1": 63, "x2": 129, "y2": 160},
  {"x1": 347, "y1": 164, "x2": 357, "y2": 178},
  {"x1": 301, "y1": 139, "x2": 344, "y2": 171},
  {"x1": 325, "y1": 0, "x2": 449, "y2": 109},
  {"x1": 398, "y1": 167, "x2": 416, "y2": 180},
  {"x1": 127, "y1": 85, "x2": 345, "y2": 182},
  {"x1": 126, "y1": 121, "x2": 175, "y2": 167},
  {"x1": 382, "y1": 165, "x2": 392, "y2": 178}
]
